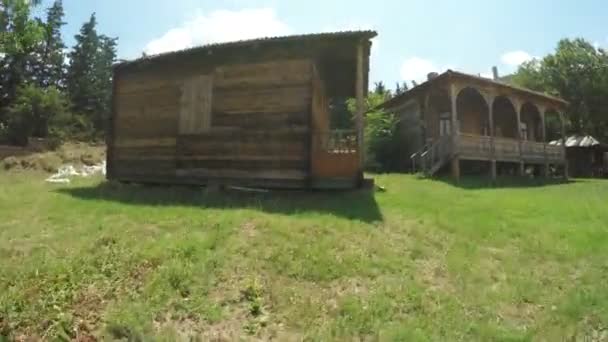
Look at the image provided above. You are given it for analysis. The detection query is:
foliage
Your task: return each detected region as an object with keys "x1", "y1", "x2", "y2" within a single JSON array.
[
  {"x1": 512, "y1": 38, "x2": 608, "y2": 141},
  {"x1": 394, "y1": 81, "x2": 409, "y2": 95},
  {"x1": 1, "y1": 2, "x2": 116, "y2": 145},
  {"x1": 1, "y1": 173, "x2": 608, "y2": 339},
  {"x1": 6, "y1": 83, "x2": 69, "y2": 145},
  {"x1": 348, "y1": 92, "x2": 401, "y2": 172},
  {"x1": 0, "y1": 0, "x2": 45, "y2": 118},
  {"x1": 31, "y1": 0, "x2": 67, "y2": 89},
  {"x1": 67, "y1": 13, "x2": 117, "y2": 131}
]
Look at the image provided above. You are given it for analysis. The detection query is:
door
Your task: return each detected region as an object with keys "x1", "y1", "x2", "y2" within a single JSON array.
[{"x1": 439, "y1": 112, "x2": 452, "y2": 137}]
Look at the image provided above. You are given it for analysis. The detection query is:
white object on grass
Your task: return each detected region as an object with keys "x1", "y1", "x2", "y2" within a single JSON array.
[{"x1": 45, "y1": 161, "x2": 106, "y2": 184}]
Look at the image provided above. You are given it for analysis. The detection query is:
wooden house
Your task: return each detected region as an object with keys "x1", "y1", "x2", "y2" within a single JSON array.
[
  {"x1": 379, "y1": 70, "x2": 570, "y2": 180},
  {"x1": 107, "y1": 31, "x2": 377, "y2": 189},
  {"x1": 549, "y1": 135, "x2": 608, "y2": 178}
]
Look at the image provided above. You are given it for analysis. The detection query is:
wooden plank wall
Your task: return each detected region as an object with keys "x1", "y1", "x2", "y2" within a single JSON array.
[
  {"x1": 112, "y1": 71, "x2": 181, "y2": 179},
  {"x1": 110, "y1": 58, "x2": 314, "y2": 185}
]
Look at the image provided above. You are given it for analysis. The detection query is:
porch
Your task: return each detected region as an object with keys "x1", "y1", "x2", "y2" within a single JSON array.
[
  {"x1": 382, "y1": 70, "x2": 570, "y2": 181},
  {"x1": 458, "y1": 134, "x2": 565, "y2": 163}
]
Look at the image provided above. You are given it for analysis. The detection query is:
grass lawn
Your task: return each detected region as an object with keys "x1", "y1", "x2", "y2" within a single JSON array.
[{"x1": 1, "y1": 171, "x2": 607, "y2": 341}]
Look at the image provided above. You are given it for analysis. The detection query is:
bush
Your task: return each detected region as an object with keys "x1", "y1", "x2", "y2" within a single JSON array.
[
  {"x1": 6, "y1": 85, "x2": 70, "y2": 146},
  {"x1": 49, "y1": 111, "x2": 95, "y2": 144},
  {"x1": 348, "y1": 93, "x2": 401, "y2": 172}
]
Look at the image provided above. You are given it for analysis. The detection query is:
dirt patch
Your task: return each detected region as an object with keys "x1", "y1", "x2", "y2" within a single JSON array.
[
  {"x1": 71, "y1": 287, "x2": 106, "y2": 340},
  {"x1": 241, "y1": 221, "x2": 257, "y2": 238},
  {"x1": 498, "y1": 301, "x2": 543, "y2": 331}
]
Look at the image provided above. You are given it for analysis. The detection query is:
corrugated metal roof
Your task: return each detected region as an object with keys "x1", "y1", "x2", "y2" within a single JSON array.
[
  {"x1": 549, "y1": 135, "x2": 601, "y2": 147},
  {"x1": 115, "y1": 30, "x2": 378, "y2": 69}
]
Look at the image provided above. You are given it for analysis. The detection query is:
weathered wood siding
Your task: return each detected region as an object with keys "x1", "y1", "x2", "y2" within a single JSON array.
[{"x1": 110, "y1": 59, "x2": 313, "y2": 186}]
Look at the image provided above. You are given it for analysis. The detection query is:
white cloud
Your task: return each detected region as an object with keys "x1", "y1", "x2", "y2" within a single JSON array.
[
  {"x1": 400, "y1": 57, "x2": 449, "y2": 83},
  {"x1": 145, "y1": 8, "x2": 292, "y2": 55},
  {"x1": 480, "y1": 72, "x2": 494, "y2": 79},
  {"x1": 501, "y1": 51, "x2": 534, "y2": 67}
]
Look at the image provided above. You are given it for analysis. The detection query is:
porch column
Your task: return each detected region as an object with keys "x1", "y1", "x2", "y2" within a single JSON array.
[
  {"x1": 541, "y1": 108, "x2": 549, "y2": 178},
  {"x1": 560, "y1": 112, "x2": 569, "y2": 180},
  {"x1": 515, "y1": 101, "x2": 525, "y2": 176},
  {"x1": 449, "y1": 82, "x2": 460, "y2": 181},
  {"x1": 488, "y1": 97, "x2": 497, "y2": 182},
  {"x1": 355, "y1": 41, "x2": 365, "y2": 180}
]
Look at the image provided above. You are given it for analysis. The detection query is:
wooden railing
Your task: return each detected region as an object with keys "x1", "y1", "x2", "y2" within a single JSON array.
[
  {"x1": 315, "y1": 130, "x2": 358, "y2": 154},
  {"x1": 459, "y1": 134, "x2": 492, "y2": 159},
  {"x1": 454, "y1": 134, "x2": 564, "y2": 163},
  {"x1": 521, "y1": 140, "x2": 546, "y2": 162},
  {"x1": 494, "y1": 137, "x2": 521, "y2": 161},
  {"x1": 545, "y1": 144, "x2": 564, "y2": 161}
]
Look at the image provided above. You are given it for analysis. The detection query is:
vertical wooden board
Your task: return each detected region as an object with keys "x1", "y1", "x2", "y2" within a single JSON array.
[{"x1": 179, "y1": 75, "x2": 213, "y2": 134}]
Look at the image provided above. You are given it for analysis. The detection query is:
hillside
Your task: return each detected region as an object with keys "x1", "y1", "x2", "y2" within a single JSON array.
[{"x1": 1, "y1": 172, "x2": 607, "y2": 340}]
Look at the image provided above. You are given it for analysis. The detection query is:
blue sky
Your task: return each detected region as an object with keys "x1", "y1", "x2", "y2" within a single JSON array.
[{"x1": 38, "y1": 0, "x2": 608, "y2": 89}]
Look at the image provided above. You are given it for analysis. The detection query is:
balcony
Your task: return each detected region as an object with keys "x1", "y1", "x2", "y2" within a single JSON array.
[{"x1": 456, "y1": 133, "x2": 565, "y2": 163}]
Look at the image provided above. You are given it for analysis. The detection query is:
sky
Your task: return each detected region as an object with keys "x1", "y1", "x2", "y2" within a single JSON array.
[{"x1": 36, "y1": 0, "x2": 608, "y2": 90}]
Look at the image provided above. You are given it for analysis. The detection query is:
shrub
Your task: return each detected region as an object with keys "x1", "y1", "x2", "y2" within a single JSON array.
[
  {"x1": 348, "y1": 93, "x2": 401, "y2": 172},
  {"x1": 6, "y1": 85, "x2": 70, "y2": 146}
]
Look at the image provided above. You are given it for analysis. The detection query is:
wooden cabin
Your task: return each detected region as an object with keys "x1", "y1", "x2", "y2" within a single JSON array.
[
  {"x1": 107, "y1": 31, "x2": 377, "y2": 189},
  {"x1": 549, "y1": 136, "x2": 608, "y2": 178},
  {"x1": 379, "y1": 70, "x2": 570, "y2": 180}
]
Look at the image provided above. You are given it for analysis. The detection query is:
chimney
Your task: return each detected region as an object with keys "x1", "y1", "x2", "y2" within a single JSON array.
[
  {"x1": 427, "y1": 72, "x2": 439, "y2": 81},
  {"x1": 492, "y1": 66, "x2": 499, "y2": 81}
]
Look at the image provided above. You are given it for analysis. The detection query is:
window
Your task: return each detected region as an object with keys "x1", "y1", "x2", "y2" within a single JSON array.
[{"x1": 439, "y1": 112, "x2": 451, "y2": 137}]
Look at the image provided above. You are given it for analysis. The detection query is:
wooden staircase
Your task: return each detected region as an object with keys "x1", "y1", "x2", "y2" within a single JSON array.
[{"x1": 410, "y1": 135, "x2": 453, "y2": 176}]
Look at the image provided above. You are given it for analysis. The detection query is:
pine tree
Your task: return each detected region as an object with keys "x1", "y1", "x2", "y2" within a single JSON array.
[
  {"x1": 32, "y1": 0, "x2": 66, "y2": 89},
  {"x1": 395, "y1": 81, "x2": 409, "y2": 95},
  {"x1": 67, "y1": 13, "x2": 117, "y2": 131},
  {"x1": 67, "y1": 14, "x2": 99, "y2": 120},
  {"x1": 93, "y1": 35, "x2": 117, "y2": 129}
]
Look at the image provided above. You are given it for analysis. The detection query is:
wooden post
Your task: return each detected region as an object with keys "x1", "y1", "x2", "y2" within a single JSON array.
[
  {"x1": 355, "y1": 41, "x2": 365, "y2": 181},
  {"x1": 560, "y1": 112, "x2": 569, "y2": 180},
  {"x1": 488, "y1": 96, "x2": 497, "y2": 182},
  {"x1": 107, "y1": 68, "x2": 118, "y2": 180},
  {"x1": 515, "y1": 102, "x2": 525, "y2": 176},
  {"x1": 541, "y1": 109, "x2": 549, "y2": 178},
  {"x1": 450, "y1": 82, "x2": 460, "y2": 181}
]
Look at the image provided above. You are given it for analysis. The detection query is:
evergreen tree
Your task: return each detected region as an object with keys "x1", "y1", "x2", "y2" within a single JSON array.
[
  {"x1": 93, "y1": 34, "x2": 117, "y2": 129},
  {"x1": 32, "y1": 0, "x2": 66, "y2": 89},
  {"x1": 67, "y1": 13, "x2": 117, "y2": 130},
  {"x1": 395, "y1": 81, "x2": 409, "y2": 95},
  {"x1": 67, "y1": 13, "x2": 99, "y2": 119},
  {"x1": 373, "y1": 81, "x2": 391, "y2": 100}
]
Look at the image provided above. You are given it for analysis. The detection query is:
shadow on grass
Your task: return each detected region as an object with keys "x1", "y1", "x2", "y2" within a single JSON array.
[
  {"x1": 56, "y1": 182, "x2": 383, "y2": 223},
  {"x1": 432, "y1": 175, "x2": 578, "y2": 190}
]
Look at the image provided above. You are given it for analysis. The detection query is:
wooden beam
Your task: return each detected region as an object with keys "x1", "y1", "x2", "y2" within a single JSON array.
[
  {"x1": 560, "y1": 112, "x2": 569, "y2": 180},
  {"x1": 107, "y1": 68, "x2": 118, "y2": 179},
  {"x1": 488, "y1": 97, "x2": 497, "y2": 182},
  {"x1": 355, "y1": 41, "x2": 365, "y2": 178},
  {"x1": 514, "y1": 100, "x2": 525, "y2": 176},
  {"x1": 540, "y1": 109, "x2": 550, "y2": 178},
  {"x1": 449, "y1": 82, "x2": 460, "y2": 181}
]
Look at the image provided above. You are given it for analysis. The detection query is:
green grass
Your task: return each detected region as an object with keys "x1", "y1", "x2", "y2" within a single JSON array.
[{"x1": 1, "y1": 171, "x2": 608, "y2": 341}]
